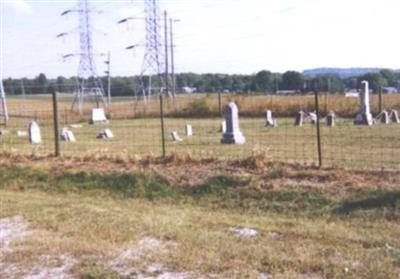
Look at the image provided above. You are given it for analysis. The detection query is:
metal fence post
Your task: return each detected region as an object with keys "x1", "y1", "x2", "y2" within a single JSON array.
[
  {"x1": 159, "y1": 94, "x2": 166, "y2": 158},
  {"x1": 218, "y1": 92, "x2": 222, "y2": 116},
  {"x1": 314, "y1": 89, "x2": 322, "y2": 168},
  {"x1": 52, "y1": 92, "x2": 60, "y2": 157}
]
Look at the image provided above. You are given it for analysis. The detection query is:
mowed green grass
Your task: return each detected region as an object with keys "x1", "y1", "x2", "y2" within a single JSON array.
[{"x1": 1, "y1": 115, "x2": 399, "y2": 170}]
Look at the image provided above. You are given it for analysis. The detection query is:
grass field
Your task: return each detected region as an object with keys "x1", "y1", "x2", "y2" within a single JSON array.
[
  {"x1": 5, "y1": 92, "x2": 400, "y2": 119},
  {"x1": 1, "y1": 157, "x2": 400, "y2": 278},
  {"x1": 1, "y1": 94, "x2": 400, "y2": 170}
]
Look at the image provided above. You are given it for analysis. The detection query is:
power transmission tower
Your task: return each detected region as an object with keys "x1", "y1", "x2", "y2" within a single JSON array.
[
  {"x1": 60, "y1": 0, "x2": 106, "y2": 113},
  {"x1": 104, "y1": 51, "x2": 111, "y2": 106},
  {"x1": 140, "y1": 0, "x2": 165, "y2": 99},
  {"x1": 170, "y1": 18, "x2": 180, "y2": 99},
  {"x1": 0, "y1": 80, "x2": 9, "y2": 127},
  {"x1": 0, "y1": 2, "x2": 8, "y2": 126}
]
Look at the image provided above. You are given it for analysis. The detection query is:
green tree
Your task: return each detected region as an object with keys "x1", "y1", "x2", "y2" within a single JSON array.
[
  {"x1": 281, "y1": 71, "x2": 304, "y2": 91},
  {"x1": 254, "y1": 70, "x2": 273, "y2": 93},
  {"x1": 357, "y1": 73, "x2": 387, "y2": 93}
]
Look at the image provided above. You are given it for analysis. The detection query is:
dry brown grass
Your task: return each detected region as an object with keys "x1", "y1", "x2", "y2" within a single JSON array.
[
  {"x1": 1, "y1": 154, "x2": 400, "y2": 278},
  {"x1": 6, "y1": 93, "x2": 400, "y2": 121},
  {"x1": 1, "y1": 152, "x2": 399, "y2": 191}
]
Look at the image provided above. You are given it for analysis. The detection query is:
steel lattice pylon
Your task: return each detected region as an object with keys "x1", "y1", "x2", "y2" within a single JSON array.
[
  {"x1": 71, "y1": 0, "x2": 106, "y2": 112},
  {"x1": 0, "y1": 80, "x2": 9, "y2": 126},
  {"x1": 0, "y1": 1, "x2": 8, "y2": 126},
  {"x1": 140, "y1": 0, "x2": 165, "y2": 99}
]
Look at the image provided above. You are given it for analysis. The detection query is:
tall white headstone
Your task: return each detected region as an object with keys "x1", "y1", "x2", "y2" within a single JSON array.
[
  {"x1": 354, "y1": 81, "x2": 373, "y2": 126},
  {"x1": 28, "y1": 121, "x2": 42, "y2": 144},
  {"x1": 221, "y1": 102, "x2": 245, "y2": 144}
]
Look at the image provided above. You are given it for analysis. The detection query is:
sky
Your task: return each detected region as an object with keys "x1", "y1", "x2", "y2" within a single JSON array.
[{"x1": 1, "y1": 0, "x2": 400, "y2": 79}]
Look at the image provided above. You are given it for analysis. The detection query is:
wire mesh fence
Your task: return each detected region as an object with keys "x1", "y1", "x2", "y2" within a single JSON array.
[{"x1": 0, "y1": 93, "x2": 399, "y2": 171}]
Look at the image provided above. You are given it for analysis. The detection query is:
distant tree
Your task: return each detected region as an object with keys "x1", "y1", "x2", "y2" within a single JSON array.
[
  {"x1": 254, "y1": 70, "x2": 273, "y2": 93},
  {"x1": 56, "y1": 76, "x2": 68, "y2": 92},
  {"x1": 380, "y1": 69, "x2": 396, "y2": 86},
  {"x1": 357, "y1": 73, "x2": 387, "y2": 93},
  {"x1": 281, "y1": 71, "x2": 304, "y2": 91},
  {"x1": 33, "y1": 73, "x2": 48, "y2": 94}
]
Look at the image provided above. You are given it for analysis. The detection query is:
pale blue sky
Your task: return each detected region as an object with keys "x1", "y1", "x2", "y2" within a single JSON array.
[{"x1": 1, "y1": 0, "x2": 399, "y2": 78}]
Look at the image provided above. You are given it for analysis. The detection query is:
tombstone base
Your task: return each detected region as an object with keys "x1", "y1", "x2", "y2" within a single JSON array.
[
  {"x1": 354, "y1": 113, "x2": 374, "y2": 126},
  {"x1": 221, "y1": 132, "x2": 246, "y2": 145}
]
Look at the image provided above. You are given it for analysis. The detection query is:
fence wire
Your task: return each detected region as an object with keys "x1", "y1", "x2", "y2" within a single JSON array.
[{"x1": 0, "y1": 93, "x2": 399, "y2": 171}]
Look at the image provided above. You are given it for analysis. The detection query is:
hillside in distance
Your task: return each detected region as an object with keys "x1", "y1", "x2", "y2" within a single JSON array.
[{"x1": 303, "y1": 67, "x2": 399, "y2": 78}]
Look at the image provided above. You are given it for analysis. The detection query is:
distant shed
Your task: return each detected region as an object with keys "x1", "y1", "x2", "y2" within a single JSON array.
[{"x1": 382, "y1": 87, "x2": 398, "y2": 94}]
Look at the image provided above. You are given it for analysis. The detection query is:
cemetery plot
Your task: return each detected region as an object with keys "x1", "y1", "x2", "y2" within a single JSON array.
[{"x1": 1, "y1": 115, "x2": 399, "y2": 170}]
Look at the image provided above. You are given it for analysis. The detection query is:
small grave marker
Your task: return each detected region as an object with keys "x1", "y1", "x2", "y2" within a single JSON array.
[
  {"x1": 326, "y1": 112, "x2": 336, "y2": 127},
  {"x1": 185, "y1": 124, "x2": 193, "y2": 137},
  {"x1": 28, "y1": 121, "x2": 42, "y2": 144},
  {"x1": 97, "y1": 129, "x2": 114, "y2": 139},
  {"x1": 90, "y1": 108, "x2": 108, "y2": 124},
  {"x1": 60, "y1": 128, "x2": 76, "y2": 142},
  {"x1": 0, "y1": 129, "x2": 9, "y2": 136},
  {"x1": 69, "y1": 124, "x2": 83, "y2": 129},
  {"x1": 17, "y1": 131, "x2": 28, "y2": 137},
  {"x1": 295, "y1": 111, "x2": 304, "y2": 126},
  {"x1": 265, "y1": 110, "x2": 277, "y2": 127},
  {"x1": 380, "y1": 110, "x2": 389, "y2": 124},
  {"x1": 308, "y1": 112, "x2": 317, "y2": 124},
  {"x1": 171, "y1": 131, "x2": 183, "y2": 142},
  {"x1": 220, "y1": 121, "x2": 226, "y2": 133},
  {"x1": 390, "y1": 110, "x2": 400, "y2": 124}
]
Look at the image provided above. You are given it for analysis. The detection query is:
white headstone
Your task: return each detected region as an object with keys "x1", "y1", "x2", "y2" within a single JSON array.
[
  {"x1": 90, "y1": 108, "x2": 107, "y2": 124},
  {"x1": 28, "y1": 121, "x2": 41, "y2": 144},
  {"x1": 221, "y1": 102, "x2": 246, "y2": 144},
  {"x1": 171, "y1": 131, "x2": 183, "y2": 142},
  {"x1": 60, "y1": 128, "x2": 76, "y2": 142},
  {"x1": 380, "y1": 110, "x2": 389, "y2": 124},
  {"x1": 354, "y1": 81, "x2": 373, "y2": 126},
  {"x1": 326, "y1": 112, "x2": 335, "y2": 127},
  {"x1": 185, "y1": 124, "x2": 193, "y2": 137},
  {"x1": 70, "y1": 124, "x2": 83, "y2": 129},
  {"x1": 104, "y1": 129, "x2": 114, "y2": 138},
  {"x1": 0, "y1": 129, "x2": 9, "y2": 136},
  {"x1": 308, "y1": 112, "x2": 317, "y2": 124},
  {"x1": 220, "y1": 121, "x2": 227, "y2": 133},
  {"x1": 17, "y1": 131, "x2": 28, "y2": 137},
  {"x1": 97, "y1": 129, "x2": 114, "y2": 139},
  {"x1": 265, "y1": 110, "x2": 277, "y2": 127},
  {"x1": 295, "y1": 111, "x2": 304, "y2": 126},
  {"x1": 390, "y1": 110, "x2": 400, "y2": 124}
]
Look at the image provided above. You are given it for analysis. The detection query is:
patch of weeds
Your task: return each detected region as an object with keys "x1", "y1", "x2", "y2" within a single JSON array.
[
  {"x1": 189, "y1": 175, "x2": 251, "y2": 197},
  {"x1": 264, "y1": 165, "x2": 286, "y2": 179},
  {"x1": 334, "y1": 190, "x2": 400, "y2": 220},
  {"x1": 72, "y1": 261, "x2": 121, "y2": 279}
]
